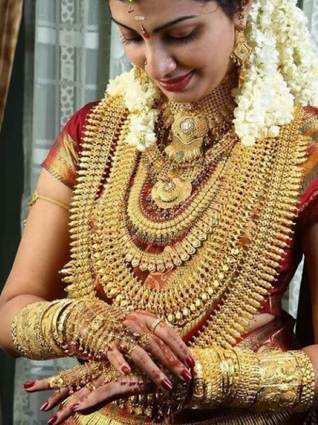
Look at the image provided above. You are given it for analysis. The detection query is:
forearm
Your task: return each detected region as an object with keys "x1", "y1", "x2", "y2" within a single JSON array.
[
  {"x1": 190, "y1": 346, "x2": 316, "y2": 412},
  {"x1": 0, "y1": 294, "x2": 47, "y2": 356},
  {"x1": 7, "y1": 297, "x2": 148, "y2": 363}
]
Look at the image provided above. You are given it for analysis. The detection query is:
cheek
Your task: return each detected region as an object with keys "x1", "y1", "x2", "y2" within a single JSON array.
[
  {"x1": 124, "y1": 47, "x2": 144, "y2": 67},
  {"x1": 197, "y1": 32, "x2": 234, "y2": 70}
]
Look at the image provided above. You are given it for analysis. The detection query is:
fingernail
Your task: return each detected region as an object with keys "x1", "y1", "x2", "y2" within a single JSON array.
[
  {"x1": 71, "y1": 404, "x2": 80, "y2": 412},
  {"x1": 161, "y1": 379, "x2": 173, "y2": 391},
  {"x1": 23, "y1": 381, "x2": 35, "y2": 390},
  {"x1": 122, "y1": 366, "x2": 130, "y2": 375},
  {"x1": 181, "y1": 369, "x2": 192, "y2": 381},
  {"x1": 186, "y1": 356, "x2": 196, "y2": 368},
  {"x1": 40, "y1": 401, "x2": 49, "y2": 411},
  {"x1": 48, "y1": 416, "x2": 58, "y2": 425}
]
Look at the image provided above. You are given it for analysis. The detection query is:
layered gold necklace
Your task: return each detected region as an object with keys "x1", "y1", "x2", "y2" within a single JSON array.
[
  {"x1": 147, "y1": 72, "x2": 237, "y2": 210},
  {"x1": 63, "y1": 88, "x2": 309, "y2": 348}
]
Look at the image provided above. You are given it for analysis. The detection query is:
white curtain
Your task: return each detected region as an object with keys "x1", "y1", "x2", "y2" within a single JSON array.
[{"x1": 13, "y1": 1, "x2": 318, "y2": 423}]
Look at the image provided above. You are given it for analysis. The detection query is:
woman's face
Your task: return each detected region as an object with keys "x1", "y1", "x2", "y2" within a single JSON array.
[{"x1": 109, "y1": 0, "x2": 241, "y2": 103}]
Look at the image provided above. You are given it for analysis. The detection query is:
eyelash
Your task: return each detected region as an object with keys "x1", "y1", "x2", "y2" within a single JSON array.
[{"x1": 121, "y1": 30, "x2": 196, "y2": 46}]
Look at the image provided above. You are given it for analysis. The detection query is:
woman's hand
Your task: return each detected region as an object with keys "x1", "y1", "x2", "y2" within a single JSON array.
[
  {"x1": 24, "y1": 359, "x2": 190, "y2": 425},
  {"x1": 25, "y1": 363, "x2": 152, "y2": 425},
  {"x1": 112, "y1": 311, "x2": 195, "y2": 390}
]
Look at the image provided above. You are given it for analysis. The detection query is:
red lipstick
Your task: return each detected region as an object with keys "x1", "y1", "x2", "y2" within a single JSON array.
[{"x1": 159, "y1": 71, "x2": 194, "y2": 92}]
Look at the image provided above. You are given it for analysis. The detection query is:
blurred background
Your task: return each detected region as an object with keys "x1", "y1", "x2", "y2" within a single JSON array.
[{"x1": 0, "y1": 0, "x2": 317, "y2": 424}]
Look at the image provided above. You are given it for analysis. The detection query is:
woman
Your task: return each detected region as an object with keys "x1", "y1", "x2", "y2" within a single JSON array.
[{"x1": 0, "y1": 0, "x2": 318, "y2": 424}]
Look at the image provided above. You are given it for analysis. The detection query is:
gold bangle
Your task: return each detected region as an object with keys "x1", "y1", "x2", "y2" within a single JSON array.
[
  {"x1": 29, "y1": 191, "x2": 69, "y2": 211},
  {"x1": 290, "y1": 351, "x2": 316, "y2": 411},
  {"x1": 226, "y1": 348, "x2": 260, "y2": 408}
]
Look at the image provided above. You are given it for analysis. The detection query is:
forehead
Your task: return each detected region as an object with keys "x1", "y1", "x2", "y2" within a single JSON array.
[{"x1": 109, "y1": 0, "x2": 214, "y2": 22}]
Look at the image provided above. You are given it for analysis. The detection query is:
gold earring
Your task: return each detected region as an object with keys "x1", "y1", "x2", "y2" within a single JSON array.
[
  {"x1": 231, "y1": 9, "x2": 252, "y2": 89},
  {"x1": 134, "y1": 66, "x2": 142, "y2": 80}
]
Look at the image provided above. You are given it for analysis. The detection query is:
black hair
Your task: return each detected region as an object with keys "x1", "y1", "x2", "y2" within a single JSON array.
[{"x1": 212, "y1": 0, "x2": 242, "y2": 16}]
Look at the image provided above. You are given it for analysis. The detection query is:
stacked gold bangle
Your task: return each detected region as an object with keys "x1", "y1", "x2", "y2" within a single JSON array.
[
  {"x1": 191, "y1": 347, "x2": 315, "y2": 412},
  {"x1": 11, "y1": 299, "x2": 153, "y2": 363}
]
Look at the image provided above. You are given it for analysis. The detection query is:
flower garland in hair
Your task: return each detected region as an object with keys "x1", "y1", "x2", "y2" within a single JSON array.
[
  {"x1": 234, "y1": 0, "x2": 318, "y2": 146},
  {"x1": 107, "y1": 68, "x2": 161, "y2": 151},
  {"x1": 107, "y1": 0, "x2": 318, "y2": 151}
]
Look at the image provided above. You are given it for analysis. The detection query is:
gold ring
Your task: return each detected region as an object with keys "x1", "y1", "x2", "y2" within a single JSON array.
[
  {"x1": 86, "y1": 382, "x2": 97, "y2": 392},
  {"x1": 150, "y1": 318, "x2": 163, "y2": 333},
  {"x1": 127, "y1": 344, "x2": 139, "y2": 355}
]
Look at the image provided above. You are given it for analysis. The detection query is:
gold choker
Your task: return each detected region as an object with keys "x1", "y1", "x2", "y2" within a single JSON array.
[{"x1": 148, "y1": 72, "x2": 238, "y2": 209}]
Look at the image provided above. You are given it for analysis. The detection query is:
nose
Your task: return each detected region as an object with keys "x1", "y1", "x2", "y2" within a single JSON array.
[{"x1": 144, "y1": 44, "x2": 177, "y2": 80}]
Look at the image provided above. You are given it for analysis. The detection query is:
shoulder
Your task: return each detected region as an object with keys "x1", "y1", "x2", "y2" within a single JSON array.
[{"x1": 64, "y1": 101, "x2": 100, "y2": 149}]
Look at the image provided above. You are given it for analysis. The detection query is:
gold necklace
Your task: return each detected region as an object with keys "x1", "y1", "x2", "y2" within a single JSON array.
[
  {"x1": 146, "y1": 72, "x2": 237, "y2": 209},
  {"x1": 125, "y1": 133, "x2": 237, "y2": 252},
  {"x1": 63, "y1": 95, "x2": 308, "y2": 342}
]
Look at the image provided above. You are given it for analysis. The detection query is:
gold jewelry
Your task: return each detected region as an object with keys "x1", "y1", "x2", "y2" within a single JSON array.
[
  {"x1": 150, "y1": 318, "x2": 163, "y2": 333},
  {"x1": 11, "y1": 299, "x2": 148, "y2": 363},
  {"x1": 231, "y1": 9, "x2": 252, "y2": 89},
  {"x1": 62, "y1": 91, "x2": 309, "y2": 343},
  {"x1": 29, "y1": 191, "x2": 69, "y2": 211},
  {"x1": 86, "y1": 382, "x2": 97, "y2": 392},
  {"x1": 48, "y1": 362, "x2": 114, "y2": 393},
  {"x1": 127, "y1": 344, "x2": 139, "y2": 355},
  {"x1": 191, "y1": 347, "x2": 315, "y2": 412}
]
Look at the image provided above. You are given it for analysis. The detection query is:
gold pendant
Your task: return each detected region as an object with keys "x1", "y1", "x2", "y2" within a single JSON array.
[
  {"x1": 151, "y1": 177, "x2": 192, "y2": 209},
  {"x1": 165, "y1": 115, "x2": 209, "y2": 162}
]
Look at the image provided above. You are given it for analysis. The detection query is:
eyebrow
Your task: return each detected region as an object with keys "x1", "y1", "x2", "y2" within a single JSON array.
[{"x1": 111, "y1": 15, "x2": 198, "y2": 33}]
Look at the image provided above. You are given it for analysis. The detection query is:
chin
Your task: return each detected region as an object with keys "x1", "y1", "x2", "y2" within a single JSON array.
[{"x1": 160, "y1": 85, "x2": 208, "y2": 104}]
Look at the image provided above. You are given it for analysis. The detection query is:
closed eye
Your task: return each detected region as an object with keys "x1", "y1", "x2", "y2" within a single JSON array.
[{"x1": 121, "y1": 29, "x2": 197, "y2": 46}]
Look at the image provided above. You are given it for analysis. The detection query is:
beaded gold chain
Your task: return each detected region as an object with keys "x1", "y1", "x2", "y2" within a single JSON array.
[{"x1": 63, "y1": 96, "x2": 309, "y2": 345}]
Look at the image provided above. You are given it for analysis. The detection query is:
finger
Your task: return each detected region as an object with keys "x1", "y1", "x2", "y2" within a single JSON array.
[
  {"x1": 146, "y1": 316, "x2": 195, "y2": 368},
  {"x1": 130, "y1": 346, "x2": 173, "y2": 391},
  {"x1": 50, "y1": 388, "x2": 90, "y2": 425},
  {"x1": 71, "y1": 376, "x2": 142, "y2": 413},
  {"x1": 148, "y1": 334, "x2": 192, "y2": 382},
  {"x1": 40, "y1": 388, "x2": 69, "y2": 412},
  {"x1": 107, "y1": 347, "x2": 131, "y2": 375},
  {"x1": 23, "y1": 378, "x2": 51, "y2": 392}
]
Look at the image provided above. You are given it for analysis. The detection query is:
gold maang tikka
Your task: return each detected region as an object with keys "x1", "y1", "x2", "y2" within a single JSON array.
[
  {"x1": 231, "y1": 2, "x2": 252, "y2": 89},
  {"x1": 128, "y1": 0, "x2": 150, "y2": 38}
]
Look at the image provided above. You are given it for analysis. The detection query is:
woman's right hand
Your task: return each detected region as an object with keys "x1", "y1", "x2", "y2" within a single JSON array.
[{"x1": 105, "y1": 310, "x2": 195, "y2": 391}]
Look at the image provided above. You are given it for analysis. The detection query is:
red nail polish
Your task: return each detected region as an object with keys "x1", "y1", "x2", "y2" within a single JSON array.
[
  {"x1": 71, "y1": 404, "x2": 80, "y2": 412},
  {"x1": 186, "y1": 356, "x2": 196, "y2": 368},
  {"x1": 161, "y1": 379, "x2": 173, "y2": 391},
  {"x1": 23, "y1": 381, "x2": 35, "y2": 390},
  {"x1": 181, "y1": 369, "x2": 192, "y2": 381},
  {"x1": 41, "y1": 401, "x2": 49, "y2": 411},
  {"x1": 48, "y1": 415, "x2": 58, "y2": 425},
  {"x1": 122, "y1": 366, "x2": 130, "y2": 375}
]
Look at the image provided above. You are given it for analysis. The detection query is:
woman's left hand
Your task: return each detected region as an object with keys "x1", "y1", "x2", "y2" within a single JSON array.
[{"x1": 24, "y1": 363, "x2": 152, "y2": 425}]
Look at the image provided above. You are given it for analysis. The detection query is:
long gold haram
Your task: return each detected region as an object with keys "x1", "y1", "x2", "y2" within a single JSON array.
[
  {"x1": 192, "y1": 108, "x2": 308, "y2": 349},
  {"x1": 63, "y1": 95, "x2": 129, "y2": 299},
  {"x1": 63, "y1": 99, "x2": 309, "y2": 346}
]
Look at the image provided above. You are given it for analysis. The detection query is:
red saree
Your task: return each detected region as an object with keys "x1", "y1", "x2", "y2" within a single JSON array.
[{"x1": 41, "y1": 102, "x2": 318, "y2": 424}]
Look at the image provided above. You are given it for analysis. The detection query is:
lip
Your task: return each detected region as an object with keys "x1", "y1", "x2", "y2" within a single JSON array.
[{"x1": 158, "y1": 71, "x2": 194, "y2": 92}]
